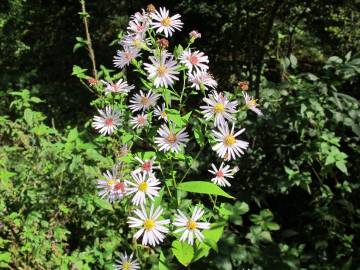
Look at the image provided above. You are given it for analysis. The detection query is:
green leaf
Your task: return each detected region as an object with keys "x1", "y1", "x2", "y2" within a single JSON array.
[
  {"x1": 177, "y1": 181, "x2": 234, "y2": 199},
  {"x1": 94, "y1": 197, "x2": 113, "y2": 211},
  {"x1": 259, "y1": 231, "x2": 272, "y2": 242},
  {"x1": 234, "y1": 201, "x2": 249, "y2": 215},
  {"x1": 193, "y1": 223, "x2": 224, "y2": 261},
  {"x1": 171, "y1": 240, "x2": 194, "y2": 266},
  {"x1": 72, "y1": 65, "x2": 88, "y2": 79},
  {"x1": 24, "y1": 108, "x2": 33, "y2": 126},
  {"x1": 73, "y1": 43, "x2": 84, "y2": 53},
  {"x1": 289, "y1": 54, "x2": 298, "y2": 68},
  {"x1": 0, "y1": 252, "x2": 11, "y2": 263},
  {"x1": 166, "y1": 109, "x2": 185, "y2": 127},
  {"x1": 122, "y1": 134, "x2": 133, "y2": 144},
  {"x1": 203, "y1": 238, "x2": 218, "y2": 252},
  {"x1": 265, "y1": 222, "x2": 280, "y2": 231},
  {"x1": 336, "y1": 160, "x2": 348, "y2": 175},
  {"x1": 159, "y1": 251, "x2": 171, "y2": 270},
  {"x1": 181, "y1": 111, "x2": 192, "y2": 123},
  {"x1": 193, "y1": 126, "x2": 205, "y2": 147}
]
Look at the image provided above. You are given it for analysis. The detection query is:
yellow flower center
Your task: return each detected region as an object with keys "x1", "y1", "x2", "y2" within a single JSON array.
[
  {"x1": 160, "y1": 17, "x2": 171, "y2": 26},
  {"x1": 247, "y1": 99, "x2": 257, "y2": 108},
  {"x1": 157, "y1": 65, "x2": 167, "y2": 76},
  {"x1": 123, "y1": 262, "x2": 132, "y2": 270},
  {"x1": 140, "y1": 97, "x2": 149, "y2": 105},
  {"x1": 213, "y1": 103, "x2": 225, "y2": 113},
  {"x1": 166, "y1": 133, "x2": 177, "y2": 144},
  {"x1": 144, "y1": 218, "x2": 155, "y2": 230},
  {"x1": 161, "y1": 111, "x2": 167, "y2": 118},
  {"x1": 107, "y1": 179, "x2": 116, "y2": 186},
  {"x1": 138, "y1": 181, "x2": 148, "y2": 192},
  {"x1": 186, "y1": 219, "x2": 197, "y2": 230},
  {"x1": 132, "y1": 39, "x2": 142, "y2": 48},
  {"x1": 224, "y1": 135, "x2": 236, "y2": 146}
]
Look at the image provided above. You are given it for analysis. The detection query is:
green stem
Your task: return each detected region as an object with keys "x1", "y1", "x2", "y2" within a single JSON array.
[{"x1": 179, "y1": 147, "x2": 203, "y2": 184}]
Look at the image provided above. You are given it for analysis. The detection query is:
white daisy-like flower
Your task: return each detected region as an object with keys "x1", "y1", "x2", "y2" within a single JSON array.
[
  {"x1": 133, "y1": 156, "x2": 160, "y2": 175},
  {"x1": 96, "y1": 167, "x2": 126, "y2": 203},
  {"x1": 208, "y1": 163, "x2": 235, "y2": 187},
  {"x1": 128, "y1": 9, "x2": 151, "y2": 34},
  {"x1": 154, "y1": 103, "x2": 168, "y2": 122},
  {"x1": 120, "y1": 32, "x2": 150, "y2": 50},
  {"x1": 143, "y1": 51, "x2": 180, "y2": 88},
  {"x1": 114, "y1": 252, "x2": 140, "y2": 270},
  {"x1": 101, "y1": 79, "x2": 134, "y2": 95},
  {"x1": 92, "y1": 106, "x2": 121, "y2": 135},
  {"x1": 243, "y1": 92, "x2": 263, "y2": 116},
  {"x1": 212, "y1": 123, "x2": 249, "y2": 160},
  {"x1": 150, "y1": 7, "x2": 183, "y2": 37},
  {"x1": 113, "y1": 47, "x2": 141, "y2": 69},
  {"x1": 173, "y1": 207, "x2": 210, "y2": 245},
  {"x1": 129, "y1": 113, "x2": 148, "y2": 129},
  {"x1": 128, "y1": 204, "x2": 170, "y2": 246},
  {"x1": 200, "y1": 91, "x2": 238, "y2": 127},
  {"x1": 125, "y1": 172, "x2": 161, "y2": 206},
  {"x1": 154, "y1": 124, "x2": 189, "y2": 153},
  {"x1": 188, "y1": 70, "x2": 217, "y2": 90},
  {"x1": 179, "y1": 49, "x2": 209, "y2": 72},
  {"x1": 129, "y1": 90, "x2": 160, "y2": 112}
]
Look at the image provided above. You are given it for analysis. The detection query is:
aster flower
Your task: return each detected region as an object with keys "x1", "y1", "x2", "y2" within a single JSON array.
[
  {"x1": 92, "y1": 106, "x2": 121, "y2": 135},
  {"x1": 129, "y1": 90, "x2": 160, "y2": 112},
  {"x1": 113, "y1": 47, "x2": 141, "y2": 69},
  {"x1": 189, "y1": 30, "x2": 201, "y2": 39},
  {"x1": 155, "y1": 124, "x2": 189, "y2": 153},
  {"x1": 150, "y1": 7, "x2": 183, "y2": 37},
  {"x1": 188, "y1": 70, "x2": 217, "y2": 90},
  {"x1": 120, "y1": 32, "x2": 151, "y2": 50},
  {"x1": 129, "y1": 113, "x2": 148, "y2": 129},
  {"x1": 125, "y1": 172, "x2": 161, "y2": 206},
  {"x1": 200, "y1": 91, "x2": 238, "y2": 127},
  {"x1": 208, "y1": 163, "x2": 235, "y2": 187},
  {"x1": 154, "y1": 103, "x2": 168, "y2": 122},
  {"x1": 128, "y1": 9, "x2": 151, "y2": 34},
  {"x1": 128, "y1": 204, "x2": 170, "y2": 246},
  {"x1": 173, "y1": 207, "x2": 210, "y2": 245},
  {"x1": 101, "y1": 79, "x2": 134, "y2": 95},
  {"x1": 243, "y1": 92, "x2": 263, "y2": 116},
  {"x1": 179, "y1": 49, "x2": 209, "y2": 72},
  {"x1": 96, "y1": 167, "x2": 126, "y2": 203},
  {"x1": 114, "y1": 252, "x2": 140, "y2": 270},
  {"x1": 143, "y1": 51, "x2": 180, "y2": 88},
  {"x1": 133, "y1": 156, "x2": 160, "y2": 175},
  {"x1": 212, "y1": 123, "x2": 249, "y2": 160}
]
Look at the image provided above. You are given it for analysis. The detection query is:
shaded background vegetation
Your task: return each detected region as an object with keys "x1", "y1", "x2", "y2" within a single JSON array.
[{"x1": 0, "y1": 0, "x2": 359, "y2": 269}]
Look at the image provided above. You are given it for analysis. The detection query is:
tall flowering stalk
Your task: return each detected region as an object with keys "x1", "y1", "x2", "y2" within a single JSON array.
[{"x1": 78, "y1": 4, "x2": 263, "y2": 267}]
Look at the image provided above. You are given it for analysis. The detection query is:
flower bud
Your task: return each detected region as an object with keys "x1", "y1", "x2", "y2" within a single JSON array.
[
  {"x1": 87, "y1": 77, "x2": 99, "y2": 87},
  {"x1": 238, "y1": 81, "x2": 249, "y2": 91},
  {"x1": 157, "y1": 38, "x2": 169, "y2": 49},
  {"x1": 146, "y1": 4, "x2": 156, "y2": 13},
  {"x1": 189, "y1": 30, "x2": 201, "y2": 39}
]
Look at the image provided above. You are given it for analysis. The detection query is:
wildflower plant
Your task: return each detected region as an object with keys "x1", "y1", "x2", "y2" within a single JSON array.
[{"x1": 75, "y1": 4, "x2": 263, "y2": 268}]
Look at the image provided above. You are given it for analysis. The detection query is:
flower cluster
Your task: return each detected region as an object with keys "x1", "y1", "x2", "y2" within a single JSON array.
[{"x1": 89, "y1": 4, "x2": 263, "y2": 267}]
